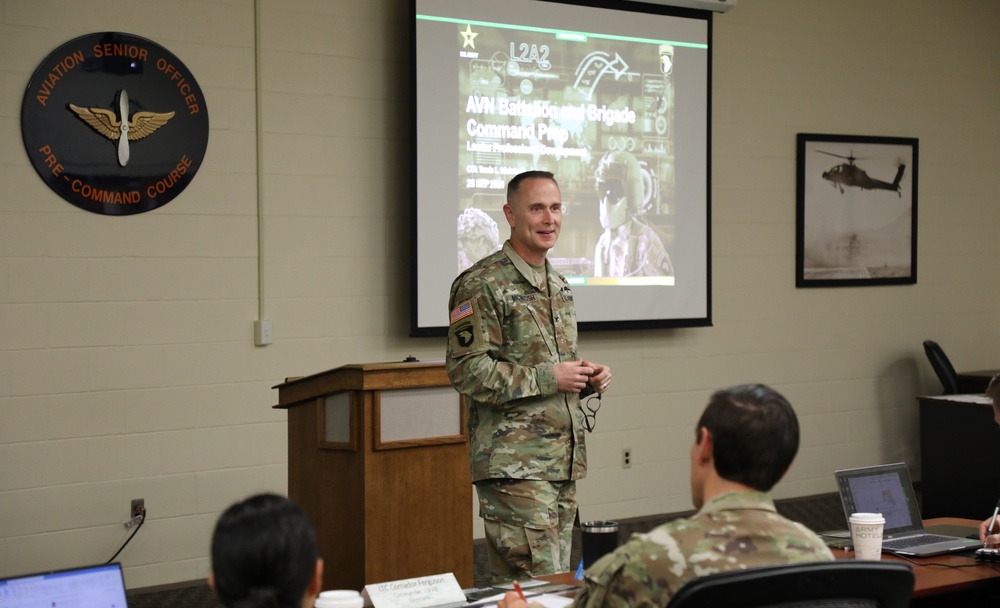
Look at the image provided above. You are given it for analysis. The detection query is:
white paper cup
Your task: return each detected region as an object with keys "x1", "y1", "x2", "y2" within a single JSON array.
[
  {"x1": 315, "y1": 590, "x2": 364, "y2": 608},
  {"x1": 849, "y1": 512, "x2": 885, "y2": 560}
]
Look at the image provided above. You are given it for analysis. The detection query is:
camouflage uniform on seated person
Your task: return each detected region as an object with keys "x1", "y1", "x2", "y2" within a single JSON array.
[
  {"x1": 571, "y1": 384, "x2": 834, "y2": 608},
  {"x1": 575, "y1": 491, "x2": 833, "y2": 608}
]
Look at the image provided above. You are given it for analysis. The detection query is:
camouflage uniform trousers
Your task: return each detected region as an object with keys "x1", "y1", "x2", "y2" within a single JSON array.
[{"x1": 475, "y1": 478, "x2": 577, "y2": 584}]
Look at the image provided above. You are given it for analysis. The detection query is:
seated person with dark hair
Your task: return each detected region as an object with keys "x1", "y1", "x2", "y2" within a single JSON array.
[
  {"x1": 500, "y1": 383, "x2": 833, "y2": 608},
  {"x1": 209, "y1": 493, "x2": 324, "y2": 608}
]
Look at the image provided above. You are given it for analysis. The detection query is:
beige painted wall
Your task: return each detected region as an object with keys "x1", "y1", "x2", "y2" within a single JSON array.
[{"x1": 1, "y1": 0, "x2": 998, "y2": 590}]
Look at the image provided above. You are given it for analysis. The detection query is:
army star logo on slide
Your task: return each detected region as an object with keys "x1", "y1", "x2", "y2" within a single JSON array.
[{"x1": 460, "y1": 24, "x2": 478, "y2": 49}]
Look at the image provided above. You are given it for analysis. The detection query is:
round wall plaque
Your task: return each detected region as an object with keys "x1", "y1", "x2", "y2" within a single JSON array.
[{"x1": 21, "y1": 32, "x2": 209, "y2": 216}]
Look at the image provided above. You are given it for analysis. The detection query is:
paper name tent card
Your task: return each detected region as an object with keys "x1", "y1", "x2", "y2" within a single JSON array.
[{"x1": 363, "y1": 572, "x2": 467, "y2": 608}]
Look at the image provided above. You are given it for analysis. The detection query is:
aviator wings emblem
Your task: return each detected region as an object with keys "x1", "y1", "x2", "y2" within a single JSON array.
[{"x1": 69, "y1": 89, "x2": 175, "y2": 167}]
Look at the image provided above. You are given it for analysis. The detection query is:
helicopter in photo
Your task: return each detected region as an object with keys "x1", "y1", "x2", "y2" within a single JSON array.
[{"x1": 817, "y1": 150, "x2": 905, "y2": 197}]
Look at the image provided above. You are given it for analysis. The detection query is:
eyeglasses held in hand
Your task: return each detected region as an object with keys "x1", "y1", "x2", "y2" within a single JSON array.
[{"x1": 583, "y1": 393, "x2": 601, "y2": 432}]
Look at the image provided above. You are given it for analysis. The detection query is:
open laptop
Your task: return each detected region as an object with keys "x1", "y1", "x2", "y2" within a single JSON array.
[
  {"x1": 835, "y1": 462, "x2": 981, "y2": 557},
  {"x1": 0, "y1": 562, "x2": 128, "y2": 607}
]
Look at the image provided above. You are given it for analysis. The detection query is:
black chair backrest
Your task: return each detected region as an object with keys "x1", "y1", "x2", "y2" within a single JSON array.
[
  {"x1": 665, "y1": 560, "x2": 914, "y2": 608},
  {"x1": 923, "y1": 340, "x2": 959, "y2": 395}
]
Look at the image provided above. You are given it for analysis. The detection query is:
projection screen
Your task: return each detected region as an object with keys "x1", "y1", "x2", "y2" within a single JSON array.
[{"x1": 412, "y1": 0, "x2": 712, "y2": 335}]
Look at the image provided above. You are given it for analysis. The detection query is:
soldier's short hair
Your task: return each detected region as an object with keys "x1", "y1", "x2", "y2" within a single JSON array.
[
  {"x1": 507, "y1": 170, "x2": 558, "y2": 205},
  {"x1": 696, "y1": 384, "x2": 799, "y2": 492}
]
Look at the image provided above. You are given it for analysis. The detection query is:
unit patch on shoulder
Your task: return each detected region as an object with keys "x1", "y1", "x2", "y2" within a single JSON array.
[
  {"x1": 454, "y1": 322, "x2": 475, "y2": 348},
  {"x1": 448, "y1": 297, "x2": 486, "y2": 356}
]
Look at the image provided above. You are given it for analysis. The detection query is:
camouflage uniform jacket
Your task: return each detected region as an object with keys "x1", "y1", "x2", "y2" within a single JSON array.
[
  {"x1": 574, "y1": 491, "x2": 834, "y2": 608},
  {"x1": 446, "y1": 240, "x2": 588, "y2": 482}
]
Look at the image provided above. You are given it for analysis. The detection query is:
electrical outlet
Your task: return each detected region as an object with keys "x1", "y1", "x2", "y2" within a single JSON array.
[
  {"x1": 621, "y1": 448, "x2": 632, "y2": 469},
  {"x1": 131, "y1": 498, "x2": 145, "y2": 518}
]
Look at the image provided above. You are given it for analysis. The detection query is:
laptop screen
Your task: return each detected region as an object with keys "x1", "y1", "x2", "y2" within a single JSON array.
[
  {"x1": 0, "y1": 563, "x2": 127, "y2": 608},
  {"x1": 835, "y1": 462, "x2": 924, "y2": 537}
]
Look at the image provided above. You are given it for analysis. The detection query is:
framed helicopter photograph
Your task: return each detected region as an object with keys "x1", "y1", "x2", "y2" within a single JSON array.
[{"x1": 796, "y1": 133, "x2": 918, "y2": 287}]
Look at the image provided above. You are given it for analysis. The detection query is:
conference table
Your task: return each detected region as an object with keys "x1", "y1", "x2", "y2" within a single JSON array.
[
  {"x1": 537, "y1": 518, "x2": 1000, "y2": 603},
  {"x1": 831, "y1": 518, "x2": 1000, "y2": 601}
]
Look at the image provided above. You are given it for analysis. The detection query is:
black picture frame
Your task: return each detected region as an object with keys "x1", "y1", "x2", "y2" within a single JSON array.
[{"x1": 796, "y1": 133, "x2": 918, "y2": 288}]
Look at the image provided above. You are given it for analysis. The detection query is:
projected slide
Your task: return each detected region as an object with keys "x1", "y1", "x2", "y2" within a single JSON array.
[
  {"x1": 414, "y1": 0, "x2": 710, "y2": 332},
  {"x1": 457, "y1": 23, "x2": 676, "y2": 283}
]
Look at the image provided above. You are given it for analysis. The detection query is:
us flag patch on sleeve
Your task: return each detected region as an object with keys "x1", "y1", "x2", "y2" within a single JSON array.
[{"x1": 450, "y1": 300, "x2": 473, "y2": 324}]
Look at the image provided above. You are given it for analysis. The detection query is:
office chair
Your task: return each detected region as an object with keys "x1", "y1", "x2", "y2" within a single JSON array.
[
  {"x1": 665, "y1": 561, "x2": 914, "y2": 608},
  {"x1": 923, "y1": 340, "x2": 960, "y2": 395}
]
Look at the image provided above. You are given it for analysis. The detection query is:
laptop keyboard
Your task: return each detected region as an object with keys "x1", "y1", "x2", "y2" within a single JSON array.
[{"x1": 882, "y1": 534, "x2": 954, "y2": 549}]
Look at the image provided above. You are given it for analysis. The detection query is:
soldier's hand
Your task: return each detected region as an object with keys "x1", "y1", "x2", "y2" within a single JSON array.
[
  {"x1": 555, "y1": 359, "x2": 595, "y2": 393},
  {"x1": 982, "y1": 516, "x2": 1000, "y2": 545},
  {"x1": 584, "y1": 361, "x2": 611, "y2": 393}
]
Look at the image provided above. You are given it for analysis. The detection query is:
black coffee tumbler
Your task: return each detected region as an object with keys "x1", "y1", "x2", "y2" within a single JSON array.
[{"x1": 581, "y1": 520, "x2": 619, "y2": 568}]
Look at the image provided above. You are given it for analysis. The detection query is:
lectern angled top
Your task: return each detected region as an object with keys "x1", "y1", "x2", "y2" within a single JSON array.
[{"x1": 272, "y1": 360, "x2": 451, "y2": 409}]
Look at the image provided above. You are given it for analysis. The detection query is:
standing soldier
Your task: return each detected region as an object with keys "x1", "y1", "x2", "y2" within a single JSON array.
[{"x1": 446, "y1": 170, "x2": 612, "y2": 583}]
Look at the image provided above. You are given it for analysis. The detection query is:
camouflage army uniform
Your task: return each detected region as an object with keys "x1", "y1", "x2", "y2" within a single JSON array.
[
  {"x1": 574, "y1": 491, "x2": 834, "y2": 608},
  {"x1": 446, "y1": 240, "x2": 589, "y2": 583},
  {"x1": 594, "y1": 221, "x2": 673, "y2": 278},
  {"x1": 574, "y1": 492, "x2": 833, "y2": 608}
]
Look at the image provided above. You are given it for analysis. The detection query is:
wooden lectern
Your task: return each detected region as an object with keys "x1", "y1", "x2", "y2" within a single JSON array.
[{"x1": 273, "y1": 361, "x2": 472, "y2": 591}]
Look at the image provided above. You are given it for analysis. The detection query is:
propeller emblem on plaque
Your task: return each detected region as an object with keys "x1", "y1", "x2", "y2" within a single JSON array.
[{"x1": 69, "y1": 89, "x2": 175, "y2": 167}]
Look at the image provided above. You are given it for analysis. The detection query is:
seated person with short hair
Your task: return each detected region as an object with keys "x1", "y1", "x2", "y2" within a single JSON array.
[
  {"x1": 500, "y1": 383, "x2": 833, "y2": 608},
  {"x1": 209, "y1": 493, "x2": 324, "y2": 608}
]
